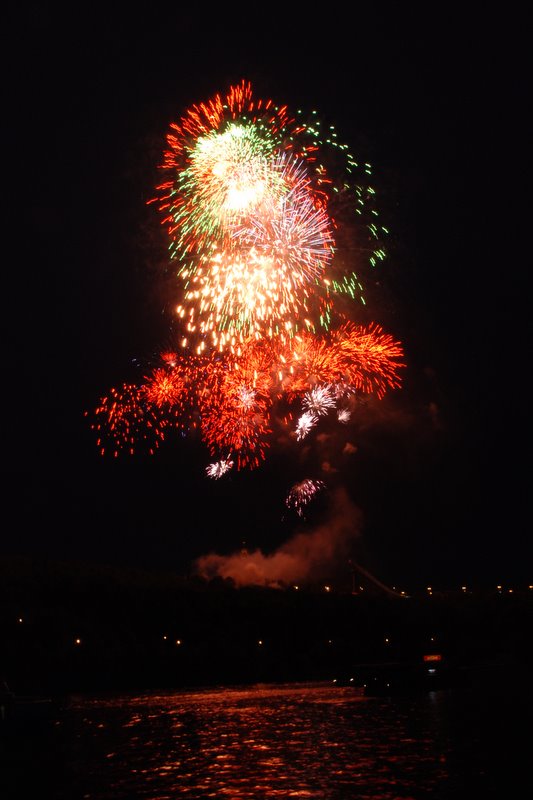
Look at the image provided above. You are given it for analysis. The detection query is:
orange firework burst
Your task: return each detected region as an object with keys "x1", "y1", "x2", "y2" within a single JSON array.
[
  {"x1": 141, "y1": 368, "x2": 186, "y2": 408},
  {"x1": 333, "y1": 322, "x2": 405, "y2": 398},
  {"x1": 273, "y1": 333, "x2": 347, "y2": 398},
  {"x1": 90, "y1": 324, "x2": 404, "y2": 466},
  {"x1": 90, "y1": 384, "x2": 167, "y2": 457}
]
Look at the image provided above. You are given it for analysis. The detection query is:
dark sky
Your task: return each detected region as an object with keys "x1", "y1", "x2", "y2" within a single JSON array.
[{"x1": 3, "y1": 6, "x2": 529, "y2": 588}]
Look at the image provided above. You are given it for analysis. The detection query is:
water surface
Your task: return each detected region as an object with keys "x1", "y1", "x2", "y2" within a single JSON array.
[{"x1": 3, "y1": 680, "x2": 531, "y2": 798}]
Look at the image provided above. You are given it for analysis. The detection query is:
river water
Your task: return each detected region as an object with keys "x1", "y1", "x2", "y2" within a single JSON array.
[{"x1": 2, "y1": 679, "x2": 531, "y2": 798}]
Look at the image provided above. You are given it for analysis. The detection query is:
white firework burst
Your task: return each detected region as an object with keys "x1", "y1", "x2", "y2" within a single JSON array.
[
  {"x1": 329, "y1": 381, "x2": 357, "y2": 400},
  {"x1": 286, "y1": 478, "x2": 326, "y2": 517},
  {"x1": 235, "y1": 385, "x2": 256, "y2": 410},
  {"x1": 206, "y1": 457, "x2": 234, "y2": 479},
  {"x1": 337, "y1": 408, "x2": 351, "y2": 423},
  {"x1": 295, "y1": 411, "x2": 319, "y2": 441},
  {"x1": 302, "y1": 385, "x2": 336, "y2": 417}
]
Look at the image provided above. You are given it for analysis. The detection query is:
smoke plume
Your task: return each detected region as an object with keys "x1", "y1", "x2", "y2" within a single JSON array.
[{"x1": 194, "y1": 487, "x2": 362, "y2": 588}]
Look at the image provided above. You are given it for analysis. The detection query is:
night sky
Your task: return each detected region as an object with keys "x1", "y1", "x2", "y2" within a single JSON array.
[{"x1": 4, "y1": 6, "x2": 529, "y2": 589}]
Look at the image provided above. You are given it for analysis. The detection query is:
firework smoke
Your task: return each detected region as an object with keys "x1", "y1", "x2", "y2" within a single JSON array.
[{"x1": 194, "y1": 488, "x2": 362, "y2": 588}]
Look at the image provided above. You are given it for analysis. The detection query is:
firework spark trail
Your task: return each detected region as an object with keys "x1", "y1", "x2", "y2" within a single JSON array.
[
  {"x1": 333, "y1": 322, "x2": 405, "y2": 398},
  {"x1": 176, "y1": 246, "x2": 321, "y2": 353},
  {"x1": 89, "y1": 384, "x2": 167, "y2": 457}
]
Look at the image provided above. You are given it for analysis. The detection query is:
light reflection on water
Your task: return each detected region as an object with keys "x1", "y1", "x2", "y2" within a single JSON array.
[
  {"x1": 6, "y1": 680, "x2": 530, "y2": 799},
  {"x1": 62, "y1": 682, "x2": 450, "y2": 799}
]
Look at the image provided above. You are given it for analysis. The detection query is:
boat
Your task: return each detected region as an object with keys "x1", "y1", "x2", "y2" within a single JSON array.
[{"x1": 333, "y1": 653, "x2": 465, "y2": 696}]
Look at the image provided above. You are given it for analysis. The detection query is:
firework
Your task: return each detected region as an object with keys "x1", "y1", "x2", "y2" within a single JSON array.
[
  {"x1": 295, "y1": 411, "x2": 319, "y2": 441},
  {"x1": 233, "y1": 152, "x2": 335, "y2": 281},
  {"x1": 150, "y1": 80, "x2": 388, "y2": 353},
  {"x1": 141, "y1": 368, "x2": 186, "y2": 409},
  {"x1": 171, "y1": 155, "x2": 335, "y2": 351},
  {"x1": 286, "y1": 478, "x2": 326, "y2": 517},
  {"x1": 302, "y1": 385, "x2": 336, "y2": 417},
  {"x1": 206, "y1": 458, "x2": 234, "y2": 479},
  {"x1": 90, "y1": 323, "x2": 404, "y2": 464},
  {"x1": 333, "y1": 322, "x2": 405, "y2": 398},
  {"x1": 272, "y1": 333, "x2": 346, "y2": 398},
  {"x1": 337, "y1": 408, "x2": 351, "y2": 424},
  {"x1": 90, "y1": 384, "x2": 167, "y2": 457},
  {"x1": 90, "y1": 80, "x2": 405, "y2": 489},
  {"x1": 197, "y1": 352, "x2": 273, "y2": 470},
  {"x1": 175, "y1": 245, "x2": 322, "y2": 353}
]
